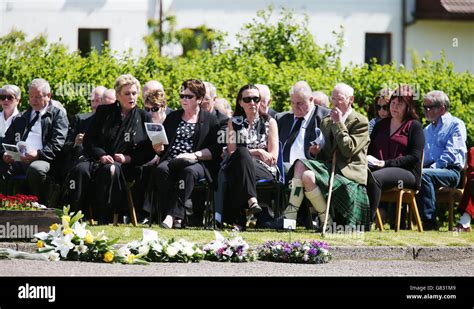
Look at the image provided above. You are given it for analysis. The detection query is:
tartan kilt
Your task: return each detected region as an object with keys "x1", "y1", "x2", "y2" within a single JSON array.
[{"x1": 298, "y1": 159, "x2": 370, "y2": 228}]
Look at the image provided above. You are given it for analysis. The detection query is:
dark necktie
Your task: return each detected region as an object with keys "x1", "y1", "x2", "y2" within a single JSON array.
[{"x1": 283, "y1": 117, "x2": 303, "y2": 162}]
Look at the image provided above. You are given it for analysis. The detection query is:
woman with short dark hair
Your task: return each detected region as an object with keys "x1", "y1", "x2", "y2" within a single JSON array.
[{"x1": 149, "y1": 79, "x2": 222, "y2": 229}]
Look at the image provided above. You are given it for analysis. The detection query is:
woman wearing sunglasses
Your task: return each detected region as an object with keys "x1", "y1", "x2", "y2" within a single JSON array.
[
  {"x1": 368, "y1": 88, "x2": 392, "y2": 135},
  {"x1": 222, "y1": 84, "x2": 279, "y2": 231},
  {"x1": 366, "y1": 85, "x2": 425, "y2": 228},
  {"x1": 149, "y1": 79, "x2": 222, "y2": 229},
  {"x1": 144, "y1": 89, "x2": 167, "y2": 124},
  {"x1": 0, "y1": 85, "x2": 21, "y2": 138}
]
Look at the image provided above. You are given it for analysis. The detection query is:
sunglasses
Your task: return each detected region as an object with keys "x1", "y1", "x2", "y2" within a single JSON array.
[
  {"x1": 179, "y1": 94, "x2": 195, "y2": 100},
  {"x1": 145, "y1": 106, "x2": 161, "y2": 112},
  {"x1": 376, "y1": 104, "x2": 389, "y2": 111},
  {"x1": 242, "y1": 96, "x2": 260, "y2": 103},
  {"x1": 423, "y1": 105, "x2": 439, "y2": 111},
  {"x1": 0, "y1": 95, "x2": 15, "y2": 101}
]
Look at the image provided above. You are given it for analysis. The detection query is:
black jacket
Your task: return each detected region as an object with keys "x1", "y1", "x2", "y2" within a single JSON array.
[
  {"x1": 160, "y1": 108, "x2": 222, "y2": 185},
  {"x1": 83, "y1": 103, "x2": 154, "y2": 167},
  {"x1": 0, "y1": 101, "x2": 69, "y2": 162},
  {"x1": 277, "y1": 105, "x2": 330, "y2": 161},
  {"x1": 62, "y1": 111, "x2": 94, "y2": 163}
]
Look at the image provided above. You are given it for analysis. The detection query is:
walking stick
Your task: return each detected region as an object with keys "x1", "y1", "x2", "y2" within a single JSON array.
[{"x1": 322, "y1": 151, "x2": 337, "y2": 237}]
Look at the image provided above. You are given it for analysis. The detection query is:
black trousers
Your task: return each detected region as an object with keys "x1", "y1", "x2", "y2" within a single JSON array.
[
  {"x1": 367, "y1": 167, "x2": 416, "y2": 219},
  {"x1": 150, "y1": 159, "x2": 205, "y2": 220},
  {"x1": 224, "y1": 147, "x2": 274, "y2": 225},
  {"x1": 67, "y1": 160, "x2": 127, "y2": 222}
]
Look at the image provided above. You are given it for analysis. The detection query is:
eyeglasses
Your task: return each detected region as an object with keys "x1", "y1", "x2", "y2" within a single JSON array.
[
  {"x1": 0, "y1": 95, "x2": 15, "y2": 101},
  {"x1": 423, "y1": 105, "x2": 439, "y2": 111},
  {"x1": 145, "y1": 106, "x2": 161, "y2": 113},
  {"x1": 179, "y1": 94, "x2": 195, "y2": 100},
  {"x1": 376, "y1": 104, "x2": 390, "y2": 111},
  {"x1": 242, "y1": 96, "x2": 260, "y2": 103}
]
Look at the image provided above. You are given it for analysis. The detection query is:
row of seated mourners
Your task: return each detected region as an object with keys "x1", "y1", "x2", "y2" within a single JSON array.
[{"x1": 0, "y1": 76, "x2": 472, "y2": 232}]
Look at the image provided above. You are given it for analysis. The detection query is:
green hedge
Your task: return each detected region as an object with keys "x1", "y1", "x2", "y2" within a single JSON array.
[{"x1": 0, "y1": 18, "x2": 472, "y2": 147}]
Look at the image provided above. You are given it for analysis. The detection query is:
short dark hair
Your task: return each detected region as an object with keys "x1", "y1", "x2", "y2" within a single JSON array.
[
  {"x1": 180, "y1": 79, "x2": 206, "y2": 100},
  {"x1": 389, "y1": 84, "x2": 419, "y2": 121}
]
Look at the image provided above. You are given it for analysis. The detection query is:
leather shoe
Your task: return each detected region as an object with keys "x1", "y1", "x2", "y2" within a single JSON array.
[
  {"x1": 172, "y1": 220, "x2": 184, "y2": 229},
  {"x1": 452, "y1": 223, "x2": 471, "y2": 232},
  {"x1": 261, "y1": 215, "x2": 285, "y2": 230},
  {"x1": 247, "y1": 202, "x2": 262, "y2": 215}
]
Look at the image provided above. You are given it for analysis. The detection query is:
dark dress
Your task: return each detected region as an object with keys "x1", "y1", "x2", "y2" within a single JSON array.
[{"x1": 67, "y1": 103, "x2": 154, "y2": 222}]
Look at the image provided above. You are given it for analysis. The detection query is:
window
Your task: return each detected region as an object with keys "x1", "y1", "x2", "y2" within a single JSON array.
[
  {"x1": 365, "y1": 33, "x2": 391, "y2": 65},
  {"x1": 78, "y1": 29, "x2": 108, "y2": 56}
]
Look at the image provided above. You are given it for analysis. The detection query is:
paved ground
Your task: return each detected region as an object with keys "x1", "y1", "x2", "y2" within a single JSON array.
[{"x1": 1, "y1": 258, "x2": 473, "y2": 277}]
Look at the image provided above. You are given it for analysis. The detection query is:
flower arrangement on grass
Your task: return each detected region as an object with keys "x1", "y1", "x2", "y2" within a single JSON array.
[
  {"x1": 124, "y1": 229, "x2": 204, "y2": 263},
  {"x1": 0, "y1": 194, "x2": 45, "y2": 210},
  {"x1": 258, "y1": 240, "x2": 331, "y2": 264},
  {"x1": 202, "y1": 231, "x2": 256, "y2": 262},
  {"x1": 34, "y1": 206, "x2": 146, "y2": 264}
]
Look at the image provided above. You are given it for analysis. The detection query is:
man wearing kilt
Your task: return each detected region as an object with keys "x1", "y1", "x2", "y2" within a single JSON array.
[{"x1": 268, "y1": 83, "x2": 371, "y2": 231}]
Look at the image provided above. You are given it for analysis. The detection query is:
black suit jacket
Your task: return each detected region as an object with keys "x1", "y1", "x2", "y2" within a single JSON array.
[
  {"x1": 277, "y1": 105, "x2": 330, "y2": 161},
  {"x1": 160, "y1": 108, "x2": 222, "y2": 185},
  {"x1": 0, "y1": 101, "x2": 69, "y2": 162},
  {"x1": 62, "y1": 112, "x2": 94, "y2": 163}
]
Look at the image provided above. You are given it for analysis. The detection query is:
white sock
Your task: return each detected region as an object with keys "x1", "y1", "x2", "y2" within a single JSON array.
[
  {"x1": 283, "y1": 179, "x2": 304, "y2": 220},
  {"x1": 288, "y1": 178, "x2": 304, "y2": 207},
  {"x1": 459, "y1": 212, "x2": 472, "y2": 228},
  {"x1": 305, "y1": 187, "x2": 333, "y2": 227},
  {"x1": 304, "y1": 187, "x2": 327, "y2": 213}
]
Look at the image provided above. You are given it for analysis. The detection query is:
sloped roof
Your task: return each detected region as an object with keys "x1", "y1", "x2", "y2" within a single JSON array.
[{"x1": 416, "y1": 0, "x2": 474, "y2": 20}]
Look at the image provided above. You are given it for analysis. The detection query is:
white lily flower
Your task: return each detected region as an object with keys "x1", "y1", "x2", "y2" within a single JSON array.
[
  {"x1": 117, "y1": 246, "x2": 131, "y2": 258},
  {"x1": 138, "y1": 245, "x2": 150, "y2": 256},
  {"x1": 166, "y1": 246, "x2": 178, "y2": 257},
  {"x1": 46, "y1": 251, "x2": 60, "y2": 261},
  {"x1": 51, "y1": 234, "x2": 74, "y2": 258},
  {"x1": 151, "y1": 242, "x2": 163, "y2": 253},
  {"x1": 127, "y1": 241, "x2": 141, "y2": 250},
  {"x1": 183, "y1": 246, "x2": 194, "y2": 257},
  {"x1": 74, "y1": 240, "x2": 88, "y2": 254},
  {"x1": 72, "y1": 222, "x2": 88, "y2": 238}
]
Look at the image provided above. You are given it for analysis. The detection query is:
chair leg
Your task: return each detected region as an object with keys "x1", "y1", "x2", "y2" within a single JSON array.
[
  {"x1": 375, "y1": 208, "x2": 384, "y2": 231},
  {"x1": 410, "y1": 196, "x2": 423, "y2": 232},
  {"x1": 125, "y1": 186, "x2": 137, "y2": 227},
  {"x1": 395, "y1": 190, "x2": 404, "y2": 232}
]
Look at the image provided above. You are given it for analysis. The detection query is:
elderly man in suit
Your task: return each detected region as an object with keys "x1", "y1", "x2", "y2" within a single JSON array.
[
  {"x1": 256, "y1": 84, "x2": 277, "y2": 119},
  {"x1": 0, "y1": 78, "x2": 69, "y2": 204},
  {"x1": 278, "y1": 81, "x2": 330, "y2": 171}
]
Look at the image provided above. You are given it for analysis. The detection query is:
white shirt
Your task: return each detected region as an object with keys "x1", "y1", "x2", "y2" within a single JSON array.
[
  {"x1": 25, "y1": 104, "x2": 48, "y2": 152},
  {"x1": 289, "y1": 105, "x2": 315, "y2": 165},
  {"x1": 0, "y1": 108, "x2": 19, "y2": 138}
]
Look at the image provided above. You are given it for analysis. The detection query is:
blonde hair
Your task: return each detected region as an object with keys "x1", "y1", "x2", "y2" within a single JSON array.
[{"x1": 114, "y1": 74, "x2": 141, "y2": 95}]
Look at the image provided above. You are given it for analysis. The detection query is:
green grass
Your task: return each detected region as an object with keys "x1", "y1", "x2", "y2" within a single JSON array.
[{"x1": 88, "y1": 225, "x2": 474, "y2": 247}]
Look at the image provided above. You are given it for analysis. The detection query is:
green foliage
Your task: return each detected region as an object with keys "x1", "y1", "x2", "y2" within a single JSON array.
[{"x1": 0, "y1": 7, "x2": 472, "y2": 146}]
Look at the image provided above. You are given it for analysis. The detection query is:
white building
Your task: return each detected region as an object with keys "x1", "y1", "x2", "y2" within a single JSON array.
[{"x1": 0, "y1": 0, "x2": 472, "y2": 72}]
